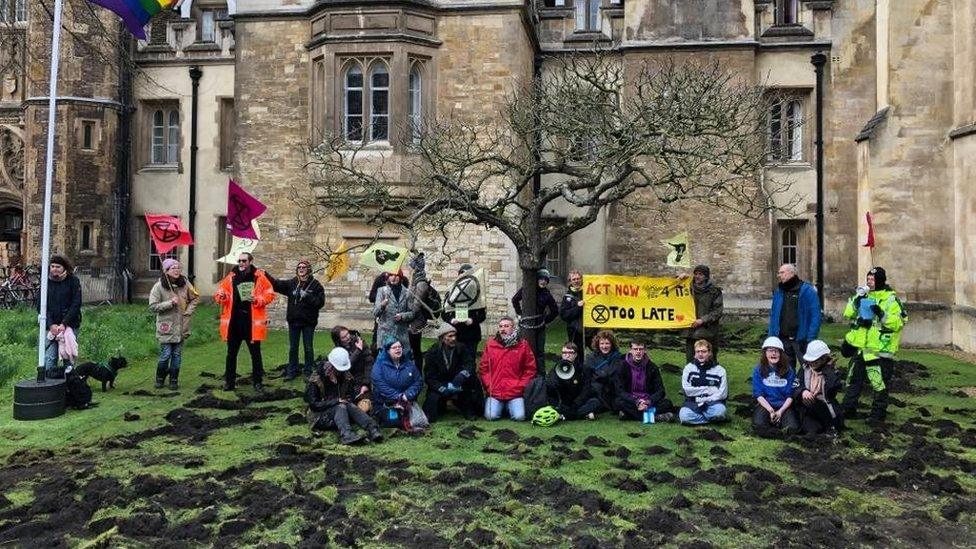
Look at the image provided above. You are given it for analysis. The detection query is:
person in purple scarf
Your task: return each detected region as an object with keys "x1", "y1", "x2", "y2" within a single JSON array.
[{"x1": 613, "y1": 340, "x2": 676, "y2": 422}]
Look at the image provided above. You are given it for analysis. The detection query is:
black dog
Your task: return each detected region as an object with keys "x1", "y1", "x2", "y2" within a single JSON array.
[{"x1": 73, "y1": 357, "x2": 128, "y2": 391}]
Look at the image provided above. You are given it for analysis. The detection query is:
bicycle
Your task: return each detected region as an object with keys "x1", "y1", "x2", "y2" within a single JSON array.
[{"x1": 0, "y1": 264, "x2": 39, "y2": 309}]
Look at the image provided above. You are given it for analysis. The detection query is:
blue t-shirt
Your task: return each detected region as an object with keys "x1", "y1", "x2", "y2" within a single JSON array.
[{"x1": 751, "y1": 365, "x2": 796, "y2": 409}]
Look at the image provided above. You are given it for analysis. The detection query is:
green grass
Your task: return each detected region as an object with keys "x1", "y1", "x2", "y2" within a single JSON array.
[{"x1": 0, "y1": 307, "x2": 973, "y2": 547}]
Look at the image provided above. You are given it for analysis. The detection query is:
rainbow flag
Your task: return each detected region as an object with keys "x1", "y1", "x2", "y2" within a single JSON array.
[{"x1": 89, "y1": 0, "x2": 179, "y2": 40}]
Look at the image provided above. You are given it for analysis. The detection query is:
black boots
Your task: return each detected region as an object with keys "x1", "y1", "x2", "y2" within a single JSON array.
[
  {"x1": 169, "y1": 370, "x2": 179, "y2": 390},
  {"x1": 340, "y1": 430, "x2": 364, "y2": 445},
  {"x1": 368, "y1": 426, "x2": 383, "y2": 442},
  {"x1": 155, "y1": 363, "x2": 168, "y2": 389}
]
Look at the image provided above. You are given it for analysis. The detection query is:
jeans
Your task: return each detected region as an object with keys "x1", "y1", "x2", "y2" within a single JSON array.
[
  {"x1": 288, "y1": 325, "x2": 315, "y2": 378},
  {"x1": 44, "y1": 329, "x2": 77, "y2": 377},
  {"x1": 159, "y1": 343, "x2": 183, "y2": 373},
  {"x1": 679, "y1": 402, "x2": 727, "y2": 425},
  {"x1": 485, "y1": 397, "x2": 526, "y2": 421}
]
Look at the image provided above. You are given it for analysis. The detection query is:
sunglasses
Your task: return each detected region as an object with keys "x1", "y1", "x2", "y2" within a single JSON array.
[{"x1": 237, "y1": 259, "x2": 250, "y2": 264}]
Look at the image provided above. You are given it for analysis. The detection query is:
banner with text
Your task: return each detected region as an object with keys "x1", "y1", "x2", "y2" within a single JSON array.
[{"x1": 582, "y1": 274, "x2": 696, "y2": 330}]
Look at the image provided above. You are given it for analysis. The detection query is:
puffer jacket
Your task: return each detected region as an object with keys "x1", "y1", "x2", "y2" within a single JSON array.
[
  {"x1": 371, "y1": 349, "x2": 424, "y2": 404},
  {"x1": 479, "y1": 335, "x2": 537, "y2": 400},
  {"x1": 148, "y1": 276, "x2": 200, "y2": 344}
]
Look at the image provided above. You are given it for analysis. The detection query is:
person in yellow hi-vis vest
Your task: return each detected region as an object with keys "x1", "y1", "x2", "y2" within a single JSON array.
[{"x1": 840, "y1": 267, "x2": 907, "y2": 424}]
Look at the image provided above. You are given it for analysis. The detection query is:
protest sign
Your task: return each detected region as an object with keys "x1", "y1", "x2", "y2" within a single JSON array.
[{"x1": 582, "y1": 274, "x2": 696, "y2": 330}]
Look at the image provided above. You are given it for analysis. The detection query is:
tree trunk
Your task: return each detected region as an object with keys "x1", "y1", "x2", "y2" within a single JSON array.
[{"x1": 519, "y1": 264, "x2": 544, "y2": 371}]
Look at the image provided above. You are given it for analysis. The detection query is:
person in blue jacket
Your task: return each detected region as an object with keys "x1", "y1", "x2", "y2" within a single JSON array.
[
  {"x1": 371, "y1": 339, "x2": 424, "y2": 429},
  {"x1": 768, "y1": 264, "x2": 821, "y2": 369},
  {"x1": 751, "y1": 336, "x2": 800, "y2": 435}
]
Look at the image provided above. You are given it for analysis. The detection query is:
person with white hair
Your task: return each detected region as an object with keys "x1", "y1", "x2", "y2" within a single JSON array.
[{"x1": 768, "y1": 263, "x2": 821, "y2": 369}]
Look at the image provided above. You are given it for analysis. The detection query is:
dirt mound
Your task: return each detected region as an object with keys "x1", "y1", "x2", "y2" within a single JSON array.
[{"x1": 185, "y1": 394, "x2": 245, "y2": 410}]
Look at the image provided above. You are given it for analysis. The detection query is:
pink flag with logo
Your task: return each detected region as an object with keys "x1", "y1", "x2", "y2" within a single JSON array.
[{"x1": 226, "y1": 179, "x2": 266, "y2": 239}]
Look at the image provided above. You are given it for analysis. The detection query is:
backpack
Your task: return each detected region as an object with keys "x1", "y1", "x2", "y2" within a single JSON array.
[
  {"x1": 422, "y1": 284, "x2": 442, "y2": 320},
  {"x1": 65, "y1": 374, "x2": 93, "y2": 409},
  {"x1": 523, "y1": 377, "x2": 549, "y2": 418}
]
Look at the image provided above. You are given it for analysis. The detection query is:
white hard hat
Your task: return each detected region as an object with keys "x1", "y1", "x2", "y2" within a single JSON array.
[
  {"x1": 761, "y1": 336, "x2": 785, "y2": 351},
  {"x1": 328, "y1": 347, "x2": 352, "y2": 372}
]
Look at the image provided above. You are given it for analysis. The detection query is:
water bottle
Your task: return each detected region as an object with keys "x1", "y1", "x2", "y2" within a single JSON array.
[
  {"x1": 647, "y1": 407, "x2": 656, "y2": 424},
  {"x1": 642, "y1": 410, "x2": 651, "y2": 424},
  {"x1": 388, "y1": 408, "x2": 398, "y2": 423}
]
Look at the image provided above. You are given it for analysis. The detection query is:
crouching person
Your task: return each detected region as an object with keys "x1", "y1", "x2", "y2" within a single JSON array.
[
  {"x1": 793, "y1": 340, "x2": 844, "y2": 435},
  {"x1": 751, "y1": 337, "x2": 800, "y2": 435},
  {"x1": 423, "y1": 324, "x2": 483, "y2": 422},
  {"x1": 614, "y1": 340, "x2": 676, "y2": 423},
  {"x1": 305, "y1": 348, "x2": 383, "y2": 444},
  {"x1": 372, "y1": 340, "x2": 427, "y2": 431},
  {"x1": 679, "y1": 339, "x2": 728, "y2": 425},
  {"x1": 480, "y1": 317, "x2": 536, "y2": 421},
  {"x1": 546, "y1": 343, "x2": 601, "y2": 420}
]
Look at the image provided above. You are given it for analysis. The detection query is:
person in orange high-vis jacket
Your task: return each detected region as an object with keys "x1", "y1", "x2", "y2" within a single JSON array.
[{"x1": 214, "y1": 252, "x2": 276, "y2": 392}]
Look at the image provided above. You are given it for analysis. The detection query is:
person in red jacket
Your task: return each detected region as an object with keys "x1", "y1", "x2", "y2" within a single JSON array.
[{"x1": 479, "y1": 316, "x2": 536, "y2": 420}]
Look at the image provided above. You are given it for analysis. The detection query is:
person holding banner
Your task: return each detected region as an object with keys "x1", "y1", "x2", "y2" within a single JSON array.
[
  {"x1": 214, "y1": 252, "x2": 276, "y2": 392},
  {"x1": 267, "y1": 260, "x2": 325, "y2": 381},
  {"x1": 42, "y1": 255, "x2": 82, "y2": 378},
  {"x1": 559, "y1": 269, "x2": 593, "y2": 352},
  {"x1": 585, "y1": 330, "x2": 625, "y2": 414},
  {"x1": 373, "y1": 271, "x2": 415, "y2": 350},
  {"x1": 681, "y1": 265, "x2": 724, "y2": 364},
  {"x1": 613, "y1": 340, "x2": 676, "y2": 423},
  {"x1": 511, "y1": 269, "x2": 559, "y2": 373},
  {"x1": 480, "y1": 316, "x2": 536, "y2": 421},
  {"x1": 148, "y1": 259, "x2": 199, "y2": 389},
  {"x1": 678, "y1": 340, "x2": 728, "y2": 425},
  {"x1": 442, "y1": 263, "x2": 487, "y2": 363}
]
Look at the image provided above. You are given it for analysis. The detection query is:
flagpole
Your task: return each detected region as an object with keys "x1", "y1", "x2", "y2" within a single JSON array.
[{"x1": 36, "y1": 0, "x2": 65, "y2": 379}]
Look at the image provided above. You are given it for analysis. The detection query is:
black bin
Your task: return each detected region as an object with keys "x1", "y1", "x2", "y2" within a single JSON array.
[{"x1": 13, "y1": 378, "x2": 66, "y2": 420}]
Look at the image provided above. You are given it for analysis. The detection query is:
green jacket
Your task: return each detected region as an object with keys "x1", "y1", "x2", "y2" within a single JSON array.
[{"x1": 843, "y1": 288, "x2": 905, "y2": 360}]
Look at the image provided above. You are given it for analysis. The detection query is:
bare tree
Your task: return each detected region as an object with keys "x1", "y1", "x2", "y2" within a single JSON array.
[{"x1": 305, "y1": 51, "x2": 791, "y2": 354}]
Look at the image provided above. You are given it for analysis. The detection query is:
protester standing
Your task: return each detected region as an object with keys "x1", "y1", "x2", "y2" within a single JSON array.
[
  {"x1": 373, "y1": 271, "x2": 414, "y2": 350},
  {"x1": 267, "y1": 260, "x2": 325, "y2": 381},
  {"x1": 559, "y1": 269, "x2": 593, "y2": 351},
  {"x1": 768, "y1": 263, "x2": 821, "y2": 368},
  {"x1": 43, "y1": 255, "x2": 82, "y2": 378},
  {"x1": 442, "y1": 263, "x2": 487, "y2": 362},
  {"x1": 407, "y1": 253, "x2": 433, "y2": 370},
  {"x1": 512, "y1": 269, "x2": 559, "y2": 373},
  {"x1": 368, "y1": 272, "x2": 407, "y2": 352},
  {"x1": 148, "y1": 259, "x2": 199, "y2": 389},
  {"x1": 682, "y1": 265, "x2": 723, "y2": 363},
  {"x1": 214, "y1": 252, "x2": 276, "y2": 392}
]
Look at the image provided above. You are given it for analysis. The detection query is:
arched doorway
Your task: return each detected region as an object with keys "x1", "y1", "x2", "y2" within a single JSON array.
[{"x1": 0, "y1": 205, "x2": 22, "y2": 268}]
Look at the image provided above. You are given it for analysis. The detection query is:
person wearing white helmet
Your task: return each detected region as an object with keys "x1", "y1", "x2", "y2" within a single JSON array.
[
  {"x1": 304, "y1": 347, "x2": 384, "y2": 444},
  {"x1": 751, "y1": 336, "x2": 800, "y2": 435},
  {"x1": 791, "y1": 340, "x2": 844, "y2": 435}
]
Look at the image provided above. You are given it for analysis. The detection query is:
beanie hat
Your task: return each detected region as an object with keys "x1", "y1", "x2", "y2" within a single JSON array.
[
  {"x1": 761, "y1": 336, "x2": 785, "y2": 351},
  {"x1": 868, "y1": 267, "x2": 887, "y2": 289},
  {"x1": 161, "y1": 258, "x2": 179, "y2": 272},
  {"x1": 693, "y1": 265, "x2": 710, "y2": 278},
  {"x1": 458, "y1": 263, "x2": 473, "y2": 275},
  {"x1": 327, "y1": 347, "x2": 351, "y2": 372},
  {"x1": 802, "y1": 340, "x2": 831, "y2": 363},
  {"x1": 434, "y1": 323, "x2": 457, "y2": 339},
  {"x1": 537, "y1": 269, "x2": 551, "y2": 281}
]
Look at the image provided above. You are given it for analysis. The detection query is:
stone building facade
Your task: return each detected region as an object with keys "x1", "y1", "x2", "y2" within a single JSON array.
[{"x1": 3, "y1": 0, "x2": 974, "y2": 352}]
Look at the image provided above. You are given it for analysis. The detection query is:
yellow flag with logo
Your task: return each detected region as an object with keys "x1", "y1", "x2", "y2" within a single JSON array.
[
  {"x1": 359, "y1": 242, "x2": 408, "y2": 274},
  {"x1": 661, "y1": 231, "x2": 691, "y2": 268},
  {"x1": 325, "y1": 241, "x2": 350, "y2": 283}
]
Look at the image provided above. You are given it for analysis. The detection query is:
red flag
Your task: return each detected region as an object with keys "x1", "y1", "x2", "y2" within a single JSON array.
[
  {"x1": 145, "y1": 214, "x2": 193, "y2": 255},
  {"x1": 227, "y1": 179, "x2": 266, "y2": 239},
  {"x1": 863, "y1": 211, "x2": 875, "y2": 248}
]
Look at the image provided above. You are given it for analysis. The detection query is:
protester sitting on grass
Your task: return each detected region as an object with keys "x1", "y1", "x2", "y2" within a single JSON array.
[
  {"x1": 331, "y1": 325, "x2": 373, "y2": 413},
  {"x1": 792, "y1": 340, "x2": 844, "y2": 435},
  {"x1": 613, "y1": 339, "x2": 676, "y2": 423},
  {"x1": 371, "y1": 340, "x2": 426, "y2": 430},
  {"x1": 305, "y1": 347, "x2": 383, "y2": 445},
  {"x1": 423, "y1": 323, "x2": 483, "y2": 422},
  {"x1": 480, "y1": 316, "x2": 536, "y2": 421},
  {"x1": 586, "y1": 330, "x2": 624, "y2": 413},
  {"x1": 545, "y1": 342, "x2": 600, "y2": 420},
  {"x1": 148, "y1": 259, "x2": 199, "y2": 390},
  {"x1": 751, "y1": 336, "x2": 800, "y2": 435},
  {"x1": 679, "y1": 339, "x2": 728, "y2": 425}
]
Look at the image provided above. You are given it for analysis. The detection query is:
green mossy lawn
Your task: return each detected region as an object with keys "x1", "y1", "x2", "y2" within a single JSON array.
[{"x1": 0, "y1": 304, "x2": 974, "y2": 547}]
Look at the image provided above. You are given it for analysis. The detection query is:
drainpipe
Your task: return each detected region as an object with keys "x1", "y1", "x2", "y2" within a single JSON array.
[
  {"x1": 188, "y1": 65, "x2": 202, "y2": 282},
  {"x1": 115, "y1": 27, "x2": 133, "y2": 302},
  {"x1": 811, "y1": 52, "x2": 826, "y2": 312}
]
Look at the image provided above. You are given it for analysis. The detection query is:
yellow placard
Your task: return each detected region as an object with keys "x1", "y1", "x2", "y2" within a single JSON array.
[
  {"x1": 582, "y1": 274, "x2": 696, "y2": 330},
  {"x1": 325, "y1": 241, "x2": 350, "y2": 283}
]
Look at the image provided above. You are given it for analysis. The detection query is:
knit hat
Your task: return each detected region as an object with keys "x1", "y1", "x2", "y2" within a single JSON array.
[
  {"x1": 537, "y1": 269, "x2": 551, "y2": 281},
  {"x1": 161, "y1": 258, "x2": 180, "y2": 272},
  {"x1": 458, "y1": 263, "x2": 473, "y2": 275},
  {"x1": 761, "y1": 336, "x2": 785, "y2": 351},
  {"x1": 802, "y1": 340, "x2": 831, "y2": 363},
  {"x1": 434, "y1": 323, "x2": 457, "y2": 339},
  {"x1": 328, "y1": 347, "x2": 351, "y2": 372},
  {"x1": 693, "y1": 265, "x2": 710, "y2": 278},
  {"x1": 296, "y1": 259, "x2": 312, "y2": 271},
  {"x1": 867, "y1": 267, "x2": 887, "y2": 289}
]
